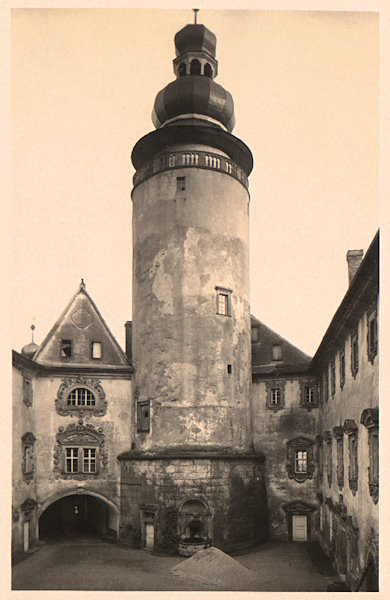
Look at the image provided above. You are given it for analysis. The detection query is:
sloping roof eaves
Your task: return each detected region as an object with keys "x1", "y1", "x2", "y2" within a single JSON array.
[{"x1": 310, "y1": 230, "x2": 379, "y2": 372}]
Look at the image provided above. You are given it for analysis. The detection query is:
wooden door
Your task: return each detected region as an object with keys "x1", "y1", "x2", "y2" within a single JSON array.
[
  {"x1": 145, "y1": 523, "x2": 155, "y2": 550},
  {"x1": 292, "y1": 514, "x2": 307, "y2": 541},
  {"x1": 23, "y1": 520, "x2": 29, "y2": 552}
]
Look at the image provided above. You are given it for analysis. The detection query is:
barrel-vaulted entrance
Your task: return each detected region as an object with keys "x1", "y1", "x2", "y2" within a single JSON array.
[{"x1": 38, "y1": 490, "x2": 119, "y2": 541}]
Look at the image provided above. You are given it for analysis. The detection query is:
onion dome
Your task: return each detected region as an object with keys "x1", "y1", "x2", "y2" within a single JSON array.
[
  {"x1": 22, "y1": 342, "x2": 38, "y2": 358},
  {"x1": 152, "y1": 23, "x2": 236, "y2": 132},
  {"x1": 21, "y1": 324, "x2": 38, "y2": 358}
]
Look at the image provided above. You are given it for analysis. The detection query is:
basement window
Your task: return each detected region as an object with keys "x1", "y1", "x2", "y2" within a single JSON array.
[
  {"x1": 137, "y1": 401, "x2": 151, "y2": 433},
  {"x1": 61, "y1": 339, "x2": 72, "y2": 358}
]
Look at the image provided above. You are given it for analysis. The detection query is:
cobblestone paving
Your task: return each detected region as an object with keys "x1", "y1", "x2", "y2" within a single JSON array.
[{"x1": 12, "y1": 538, "x2": 341, "y2": 591}]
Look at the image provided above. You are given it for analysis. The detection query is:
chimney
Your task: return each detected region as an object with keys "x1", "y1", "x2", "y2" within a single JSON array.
[
  {"x1": 346, "y1": 249, "x2": 364, "y2": 285},
  {"x1": 125, "y1": 321, "x2": 132, "y2": 363}
]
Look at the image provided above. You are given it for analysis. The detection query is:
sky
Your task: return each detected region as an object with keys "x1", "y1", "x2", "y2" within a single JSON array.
[{"x1": 11, "y1": 7, "x2": 379, "y2": 357}]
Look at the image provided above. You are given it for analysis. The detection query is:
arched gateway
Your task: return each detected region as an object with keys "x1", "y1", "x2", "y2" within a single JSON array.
[{"x1": 38, "y1": 490, "x2": 119, "y2": 541}]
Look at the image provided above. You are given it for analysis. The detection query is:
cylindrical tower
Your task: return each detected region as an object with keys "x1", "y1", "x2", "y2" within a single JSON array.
[
  {"x1": 131, "y1": 23, "x2": 253, "y2": 453},
  {"x1": 119, "y1": 20, "x2": 267, "y2": 555}
]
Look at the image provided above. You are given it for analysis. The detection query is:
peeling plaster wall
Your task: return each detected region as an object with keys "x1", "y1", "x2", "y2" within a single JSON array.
[
  {"x1": 120, "y1": 457, "x2": 267, "y2": 553},
  {"x1": 317, "y1": 306, "x2": 379, "y2": 587},
  {"x1": 251, "y1": 378, "x2": 319, "y2": 540},
  {"x1": 12, "y1": 367, "x2": 132, "y2": 553},
  {"x1": 132, "y1": 166, "x2": 251, "y2": 451}
]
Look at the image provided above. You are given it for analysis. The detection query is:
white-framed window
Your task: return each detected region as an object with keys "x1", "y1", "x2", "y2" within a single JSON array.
[
  {"x1": 295, "y1": 450, "x2": 308, "y2": 473},
  {"x1": 67, "y1": 387, "x2": 96, "y2": 407},
  {"x1": 65, "y1": 447, "x2": 97, "y2": 474},
  {"x1": 65, "y1": 448, "x2": 79, "y2": 473},
  {"x1": 216, "y1": 287, "x2": 232, "y2": 317},
  {"x1": 305, "y1": 386, "x2": 314, "y2": 404},
  {"x1": 271, "y1": 388, "x2": 280, "y2": 405},
  {"x1": 91, "y1": 341, "x2": 102, "y2": 359}
]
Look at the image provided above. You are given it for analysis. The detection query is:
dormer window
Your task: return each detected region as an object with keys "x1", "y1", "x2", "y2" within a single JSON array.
[
  {"x1": 272, "y1": 344, "x2": 282, "y2": 361},
  {"x1": 91, "y1": 341, "x2": 102, "y2": 359},
  {"x1": 251, "y1": 327, "x2": 259, "y2": 343},
  {"x1": 61, "y1": 339, "x2": 72, "y2": 358}
]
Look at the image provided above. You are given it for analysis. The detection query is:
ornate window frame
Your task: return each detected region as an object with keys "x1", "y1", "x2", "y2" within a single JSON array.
[
  {"x1": 361, "y1": 408, "x2": 379, "y2": 504},
  {"x1": 333, "y1": 426, "x2": 344, "y2": 490},
  {"x1": 53, "y1": 423, "x2": 108, "y2": 480},
  {"x1": 265, "y1": 379, "x2": 286, "y2": 411},
  {"x1": 323, "y1": 368, "x2": 329, "y2": 403},
  {"x1": 286, "y1": 437, "x2": 315, "y2": 483},
  {"x1": 55, "y1": 377, "x2": 107, "y2": 417},
  {"x1": 350, "y1": 328, "x2": 359, "y2": 379},
  {"x1": 299, "y1": 378, "x2": 318, "y2": 410},
  {"x1": 343, "y1": 419, "x2": 358, "y2": 495},
  {"x1": 339, "y1": 344, "x2": 346, "y2": 390},
  {"x1": 316, "y1": 435, "x2": 323, "y2": 481},
  {"x1": 21, "y1": 432, "x2": 36, "y2": 484},
  {"x1": 367, "y1": 303, "x2": 378, "y2": 364},
  {"x1": 323, "y1": 430, "x2": 333, "y2": 486},
  {"x1": 330, "y1": 357, "x2": 336, "y2": 397},
  {"x1": 22, "y1": 373, "x2": 33, "y2": 407}
]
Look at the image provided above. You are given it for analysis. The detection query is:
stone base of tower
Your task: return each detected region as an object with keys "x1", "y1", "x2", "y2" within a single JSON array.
[{"x1": 118, "y1": 452, "x2": 268, "y2": 554}]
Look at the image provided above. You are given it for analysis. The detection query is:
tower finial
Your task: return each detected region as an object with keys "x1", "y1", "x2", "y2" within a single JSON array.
[
  {"x1": 80, "y1": 278, "x2": 86, "y2": 289},
  {"x1": 193, "y1": 8, "x2": 199, "y2": 24},
  {"x1": 31, "y1": 323, "x2": 35, "y2": 343}
]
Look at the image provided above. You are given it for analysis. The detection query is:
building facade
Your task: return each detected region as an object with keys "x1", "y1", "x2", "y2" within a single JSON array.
[{"x1": 12, "y1": 18, "x2": 379, "y2": 592}]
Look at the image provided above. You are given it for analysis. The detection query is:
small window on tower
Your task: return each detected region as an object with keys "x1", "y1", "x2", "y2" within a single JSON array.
[
  {"x1": 61, "y1": 339, "x2": 72, "y2": 358},
  {"x1": 177, "y1": 176, "x2": 186, "y2": 191},
  {"x1": 216, "y1": 287, "x2": 232, "y2": 316},
  {"x1": 227, "y1": 364, "x2": 232, "y2": 374},
  {"x1": 91, "y1": 341, "x2": 102, "y2": 359},
  {"x1": 137, "y1": 401, "x2": 151, "y2": 433}
]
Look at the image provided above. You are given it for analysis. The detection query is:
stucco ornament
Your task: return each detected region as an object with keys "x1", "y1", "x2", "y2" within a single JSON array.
[
  {"x1": 71, "y1": 308, "x2": 93, "y2": 328},
  {"x1": 286, "y1": 436, "x2": 315, "y2": 483},
  {"x1": 55, "y1": 376, "x2": 107, "y2": 417},
  {"x1": 53, "y1": 423, "x2": 108, "y2": 480}
]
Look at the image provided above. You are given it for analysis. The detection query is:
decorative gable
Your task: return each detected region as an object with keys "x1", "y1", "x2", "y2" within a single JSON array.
[{"x1": 33, "y1": 281, "x2": 129, "y2": 367}]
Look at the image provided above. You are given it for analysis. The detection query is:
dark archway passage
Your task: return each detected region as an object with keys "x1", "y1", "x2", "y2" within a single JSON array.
[{"x1": 39, "y1": 494, "x2": 109, "y2": 540}]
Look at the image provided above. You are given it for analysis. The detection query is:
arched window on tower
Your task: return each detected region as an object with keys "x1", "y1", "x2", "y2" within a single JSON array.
[
  {"x1": 204, "y1": 63, "x2": 212, "y2": 78},
  {"x1": 178, "y1": 62, "x2": 186, "y2": 77},
  {"x1": 190, "y1": 59, "x2": 201, "y2": 76}
]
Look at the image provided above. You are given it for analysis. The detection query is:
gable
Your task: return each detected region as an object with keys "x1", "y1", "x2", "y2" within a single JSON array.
[
  {"x1": 34, "y1": 283, "x2": 129, "y2": 367},
  {"x1": 251, "y1": 316, "x2": 311, "y2": 376}
]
